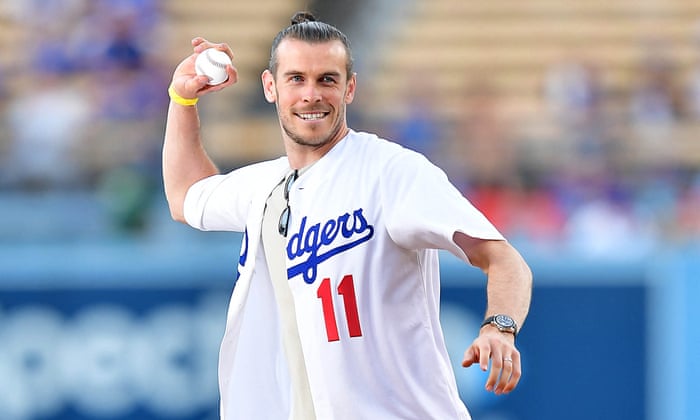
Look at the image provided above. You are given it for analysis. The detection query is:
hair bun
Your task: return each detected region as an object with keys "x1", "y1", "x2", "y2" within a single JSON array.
[{"x1": 291, "y1": 11, "x2": 316, "y2": 25}]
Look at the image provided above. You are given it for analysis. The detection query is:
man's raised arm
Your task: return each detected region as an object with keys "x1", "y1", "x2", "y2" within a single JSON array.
[{"x1": 162, "y1": 37, "x2": 238, "y2": 223}]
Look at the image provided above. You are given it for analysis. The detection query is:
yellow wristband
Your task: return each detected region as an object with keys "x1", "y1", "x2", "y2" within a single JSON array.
[{"x1": 168, "y1": 85, "x2": 198, "y2": 106}]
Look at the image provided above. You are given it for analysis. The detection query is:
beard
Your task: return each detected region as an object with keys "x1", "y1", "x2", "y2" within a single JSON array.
[{"x1": 278, "y1": 102, "x2": 348, "y2": 149}]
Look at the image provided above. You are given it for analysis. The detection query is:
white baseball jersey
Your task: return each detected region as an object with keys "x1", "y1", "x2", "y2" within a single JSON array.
[{"x1": 184, "y1": 130, "x2": 505, "y2": 420}]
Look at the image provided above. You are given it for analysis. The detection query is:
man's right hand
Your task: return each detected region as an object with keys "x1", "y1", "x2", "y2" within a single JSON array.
[{"x1": 169, "y1": 37, "x2": 238, "y2": 101}]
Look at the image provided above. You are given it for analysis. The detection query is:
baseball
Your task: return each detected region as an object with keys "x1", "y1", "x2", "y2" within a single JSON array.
[{"x1": 195, "y1": 48, "x2": 232, "y2": 85}]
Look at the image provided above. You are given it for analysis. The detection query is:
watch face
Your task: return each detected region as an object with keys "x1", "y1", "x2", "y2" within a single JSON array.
[{"x1": 495, "y1": 314, "x2": 515, "y2": 328}]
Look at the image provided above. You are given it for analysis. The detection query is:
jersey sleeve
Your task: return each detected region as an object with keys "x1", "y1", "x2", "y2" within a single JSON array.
[
  {"x1": 184, "y1": 161, "x2": 276, "y2": 232},
  {"x1": 381, "y1": 149, "x2": 504, "y2": 262}
]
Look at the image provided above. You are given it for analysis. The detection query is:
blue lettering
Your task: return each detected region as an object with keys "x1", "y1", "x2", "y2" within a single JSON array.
[
  {"x1": 352, "y1": 209, "x2": 369, "y2": 233},
  {"x1": 286, "y1": 208, "x2": 374, "y2": 284},
  {"x1": 304, "y1": 222, "x2": 320, "y2": 255},
  {"x1": 288, "y1": 217, "x2": 306, "y2": 258},
  {"x1": 338, "y1": 213, "x2": 352, "y2": 238},
  {"x1": 236, "y1": 228, "x2": 249, "y2": 281},
  {"x1": 321, "y1": 219, "x2": 338, "y2": 246}
]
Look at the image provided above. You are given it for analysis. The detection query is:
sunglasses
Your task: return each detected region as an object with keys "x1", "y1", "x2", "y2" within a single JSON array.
[{"x1": 278, "y1": 169, "x2": 299, "y2": 237}]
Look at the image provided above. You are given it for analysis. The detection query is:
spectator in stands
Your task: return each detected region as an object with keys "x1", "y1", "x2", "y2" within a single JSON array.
[
  {"x1": 443, "y1": 77, "x2": 567, "y2": 247},
  {"x1": 68, "y1": 0, "x2": 159, "y2": 72},
  {"x1": 687, "y1": 65, "x2": 700, "y2": 120},
  {"x1": 627, "y1": 38, "x2": 683, "y2": 145},
  {"x1": 468, "y1": 178, "x2": 568, "y2": 250},
  {"x1": 449, "y1": 78, "x2": 517, "y2": 190},
  {"x1": 684, "y1": 20, "x2": 700, "y2": 121},
  {"x1": 95, "y1": 13, "x2": 168, "y2": 121},
  {"x1": 3, "y1": 68, "x2": 93, "y2": 189},
  {"x1": 542, "y1": 54, "x2": 615, "y2": 182},
  {"x1": 0, "y1": 55, "x2": 6, "y2": 101},
  {"x1": 30, "y1": 26, "x2": 77, "y2": 75},
  {"x1": 674, "y1": 172, "x2": 700, "y2": 242},
  {"x1": 386, "y1": 68, "x2": 446, "y2": 164},
  {"x1": 562, "y1": 172, "x2": 657, "y2": 259},
  {"x1": 543, "y1": 54, "x2": 603, "y2": 127}
]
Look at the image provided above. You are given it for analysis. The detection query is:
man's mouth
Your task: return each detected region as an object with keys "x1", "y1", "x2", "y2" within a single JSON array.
[{"x1": 297, "y1": 112, "x2": 328, "y2": 121}]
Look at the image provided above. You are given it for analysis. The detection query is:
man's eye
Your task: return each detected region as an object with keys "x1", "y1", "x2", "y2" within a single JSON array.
[
  {"x1": 291, "y1": 75, "x2": 303, "y2": 82},
  {"x1": 322, "y1": 76, "x2": 336, "y2": 83}
]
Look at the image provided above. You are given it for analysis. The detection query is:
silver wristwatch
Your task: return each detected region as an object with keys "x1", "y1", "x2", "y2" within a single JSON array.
[{"x1": 481, "y1": 314, "x2": 518, "y2": 337}]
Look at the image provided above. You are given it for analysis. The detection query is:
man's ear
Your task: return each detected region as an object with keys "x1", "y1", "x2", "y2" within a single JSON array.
[
  {"x1": 345, "y1": 72, "x2": 357, "y2": 104},
  {"x1": 261, "y1": 69, "x2": 276, "y2": 103}
]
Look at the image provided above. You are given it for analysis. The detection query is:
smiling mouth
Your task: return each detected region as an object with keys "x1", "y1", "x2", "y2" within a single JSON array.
[{"x1": 296, "y1": 112, "x2": 328, "y2": 121}]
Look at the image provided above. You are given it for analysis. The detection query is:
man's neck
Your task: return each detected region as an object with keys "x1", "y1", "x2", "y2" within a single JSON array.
[{"x1": 284, "y1": 127, "x2": 350, "y2": 169}]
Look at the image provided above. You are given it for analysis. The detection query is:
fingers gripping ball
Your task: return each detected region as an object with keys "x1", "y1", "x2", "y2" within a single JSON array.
[{"x1": 195, "y1": 48, "x2": 232, "y2": 85}]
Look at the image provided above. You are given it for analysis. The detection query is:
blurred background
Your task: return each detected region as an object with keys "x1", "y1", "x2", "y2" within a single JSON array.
[{"x1": 0, "y1": 0, "x2": 698, "y2": 419}]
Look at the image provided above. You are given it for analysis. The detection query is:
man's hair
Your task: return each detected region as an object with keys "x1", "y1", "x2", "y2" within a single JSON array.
[{"x1": 268, "y1": 11, "x2": 354, "y2": 78}]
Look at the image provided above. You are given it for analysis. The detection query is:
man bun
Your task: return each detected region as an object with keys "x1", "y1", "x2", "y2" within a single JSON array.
[
  {"x1": 269, "y1": 11, "x2": 353, "y2": 77},
  {"x1": 291, "y1": 11, "x2": 316, "y2": 25}
]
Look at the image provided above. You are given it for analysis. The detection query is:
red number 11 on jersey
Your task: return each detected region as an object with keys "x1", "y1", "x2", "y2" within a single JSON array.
[{"x1": 317, "y1": 275, "x2": 363, "y2": 342}]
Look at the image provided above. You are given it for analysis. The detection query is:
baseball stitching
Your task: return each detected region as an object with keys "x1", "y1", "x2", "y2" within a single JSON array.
[{"x1": 206, "y1": 49, "x2": 228, "y2": 68}]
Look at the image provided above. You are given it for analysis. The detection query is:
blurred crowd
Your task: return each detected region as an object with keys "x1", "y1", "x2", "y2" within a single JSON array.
[
  {"x1": 1, "y1": 1, "x2": 699, "y2": 256},
  {"x1": 0, "y1": 0, "x2": 170, "y2": 232},
  {"x1": 383, "y1": 31, "x2": 700, "y2": 257}
]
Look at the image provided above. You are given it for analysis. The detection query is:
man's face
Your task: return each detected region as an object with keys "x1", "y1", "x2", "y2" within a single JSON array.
[{"x1": 262, "y1": 39, "x2": 356, "y2": 149}]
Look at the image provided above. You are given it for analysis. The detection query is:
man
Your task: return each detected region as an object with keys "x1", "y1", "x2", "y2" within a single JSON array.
[{"x1": 163, "y1": 11, "x2": 532, "y2": 420}]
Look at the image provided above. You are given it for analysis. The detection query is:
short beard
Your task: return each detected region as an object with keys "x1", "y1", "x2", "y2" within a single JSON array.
[{"x1": 280, "y1": 103, "x2": 347, "y2": 149}]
